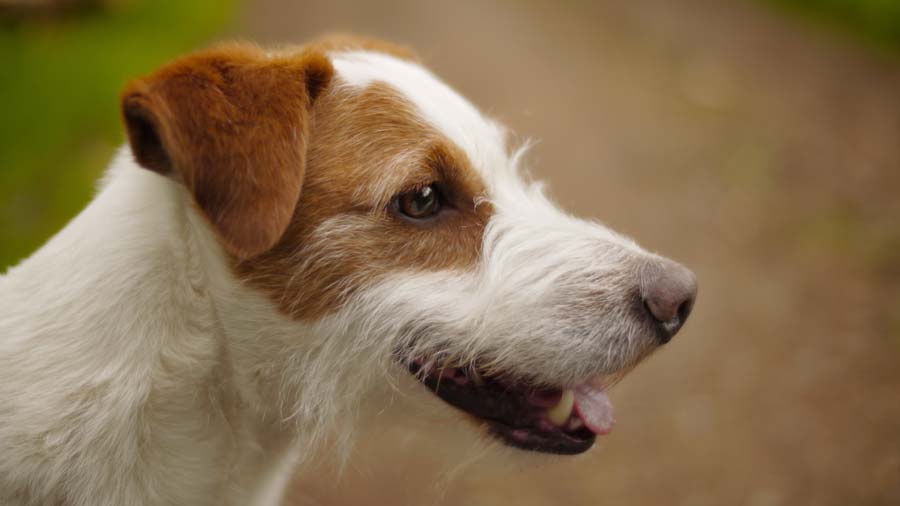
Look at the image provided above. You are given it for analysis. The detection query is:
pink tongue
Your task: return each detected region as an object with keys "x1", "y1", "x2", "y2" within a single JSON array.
[{"x1": 573, "y1": 384, "x2": 615, "y2": 435}]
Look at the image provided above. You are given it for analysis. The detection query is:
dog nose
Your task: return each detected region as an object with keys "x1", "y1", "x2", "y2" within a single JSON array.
[{"x1": 641, "y1": 259, "x2": 697, "y2": 344}]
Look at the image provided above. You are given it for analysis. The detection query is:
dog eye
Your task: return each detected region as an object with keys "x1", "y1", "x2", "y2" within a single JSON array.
[{"x1": 397, "y1": 184, "x2": 441, "y2": 219}]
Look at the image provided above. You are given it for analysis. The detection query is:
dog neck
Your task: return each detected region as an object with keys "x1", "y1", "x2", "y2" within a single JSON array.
[{"x1": 0, "y1": 148, "x2": 300, "y2": 506}]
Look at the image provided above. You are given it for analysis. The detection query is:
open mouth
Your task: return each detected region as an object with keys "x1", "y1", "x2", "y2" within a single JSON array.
[{"x1": 408, "y1": 360, "x2": 614, "y2": 455}]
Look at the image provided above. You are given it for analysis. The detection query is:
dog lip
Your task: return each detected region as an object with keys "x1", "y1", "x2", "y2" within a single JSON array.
[
  {"x1": 407, "y1": 361, "x2": 601, "y2": 455},
  {"x1": 488, "y1": 419, "x2": 596, "y2": 455}
]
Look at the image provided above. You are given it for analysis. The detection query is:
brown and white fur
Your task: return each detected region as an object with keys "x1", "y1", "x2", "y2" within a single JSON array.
[{"x1": 0, "y1": 37, "x2": 695, "y2": 506}]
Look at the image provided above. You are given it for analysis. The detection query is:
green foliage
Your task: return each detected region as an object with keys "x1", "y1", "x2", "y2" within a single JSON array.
[
  {"x1": 765, "y1": 0, "x2": 900, "y2": 50},
  {"x1": 0, "y1": 1, "x2": 235, "y2": 270}
]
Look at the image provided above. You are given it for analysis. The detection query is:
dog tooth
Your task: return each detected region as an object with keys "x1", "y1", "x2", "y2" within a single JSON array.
[
  {"x1": 546, "y1": 389, "x2": 575, "y2": 425},
  {"x1": 567, "y1": 417, "x2": 584, "y2": 431}
]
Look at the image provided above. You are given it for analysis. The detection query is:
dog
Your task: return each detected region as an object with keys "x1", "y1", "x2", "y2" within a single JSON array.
[{"x1": 0, "y1": 35, "x2": 697, "y2": 506}]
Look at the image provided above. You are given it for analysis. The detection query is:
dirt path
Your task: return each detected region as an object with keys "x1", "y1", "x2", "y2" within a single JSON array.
[{"x1": 241, "y1": 1, "x2": 900, "y2": 504}]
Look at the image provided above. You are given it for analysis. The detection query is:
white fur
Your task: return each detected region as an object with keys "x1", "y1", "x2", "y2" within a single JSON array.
[
  {"x1": 0, "y1": 51, "x2": 666, "y2": 505},
  {"x1": 327, "y1": 51, "x2": 660, "y2": 383},
  {"x1": 331, "y1": 51, "x2": 509, "y2": 179},
  {"x1": 0, "y1": 152, "x2": 293, "y2": 505}
]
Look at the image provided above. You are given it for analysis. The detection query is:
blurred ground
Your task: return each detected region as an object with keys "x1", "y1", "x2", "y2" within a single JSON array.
[{"x1": 240, "y1": 1, "x2": 900, "y2": 505}]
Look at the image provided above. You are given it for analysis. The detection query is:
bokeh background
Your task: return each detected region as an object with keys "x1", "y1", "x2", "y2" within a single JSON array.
[{"x1": 2, "y1": 1, "x2": 899, "y2": 505}]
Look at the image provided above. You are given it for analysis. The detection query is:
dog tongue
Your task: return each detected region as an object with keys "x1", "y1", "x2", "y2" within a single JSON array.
[{"x1": 573, "y1": 384, "x2": 615, "y2": 435}]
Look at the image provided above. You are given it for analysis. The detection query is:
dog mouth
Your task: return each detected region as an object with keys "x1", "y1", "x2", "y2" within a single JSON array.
[{"x1": 408, "y1": 360, "x2": 614, "y2": 455}]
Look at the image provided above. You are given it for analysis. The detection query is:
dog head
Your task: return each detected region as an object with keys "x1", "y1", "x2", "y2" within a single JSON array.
[{"x1": 120, "y1": 37, "x2": 696, "y2": 455}]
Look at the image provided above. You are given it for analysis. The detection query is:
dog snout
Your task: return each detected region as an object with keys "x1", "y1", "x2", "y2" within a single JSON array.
[{"x1": 640, "y1": 258, "x2": 697, "y2": 344}]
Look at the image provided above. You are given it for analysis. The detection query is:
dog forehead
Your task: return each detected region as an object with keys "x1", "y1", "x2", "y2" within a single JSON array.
[{"x1": 329, "y1": 51, "x2": 508, "y2": 183}]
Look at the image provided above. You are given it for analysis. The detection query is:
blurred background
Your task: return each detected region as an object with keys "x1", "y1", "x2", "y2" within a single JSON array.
[{"x1": 2, "y1": 0, "x2": 899, "y2": 504}]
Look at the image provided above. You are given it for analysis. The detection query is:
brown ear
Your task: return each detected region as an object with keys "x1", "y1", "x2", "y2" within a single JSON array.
[{"x1": 121, "y1": 43, "x2": 333, "y2": 259}]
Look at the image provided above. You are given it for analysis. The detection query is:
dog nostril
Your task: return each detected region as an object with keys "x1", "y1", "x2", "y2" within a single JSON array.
[{"x1": 641, "y1": 259, "x2": 698, "y2": 344}]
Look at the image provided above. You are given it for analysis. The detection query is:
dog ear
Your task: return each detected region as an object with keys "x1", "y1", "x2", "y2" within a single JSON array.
[{"x1": 120, "y1": 44, "x2": 333, "y2": 259}]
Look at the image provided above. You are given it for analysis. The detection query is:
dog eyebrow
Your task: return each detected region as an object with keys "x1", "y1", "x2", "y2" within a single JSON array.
[
  {"x1": 347, "y1": 147, "x2": 433, "y2": 211},
  {"x1": 348, "y1": 140, "x2": 476, "y2": 213},
  {"x1": 426, "y1": 141, "x2": 489, "y2": 207}
]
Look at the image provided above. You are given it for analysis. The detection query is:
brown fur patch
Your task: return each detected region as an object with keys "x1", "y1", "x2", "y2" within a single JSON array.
[
  {"x1": 122, "y1": 40, "x2": 489, "y2": 320},
  {"x1": 121, "y1": 43, "x2": 334, "y2": 259},
  {"x1": 236, "y1": 82, "x2": 492, "y2": 320}
]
